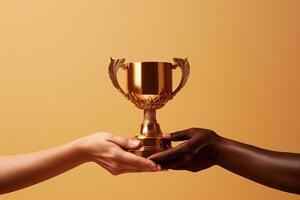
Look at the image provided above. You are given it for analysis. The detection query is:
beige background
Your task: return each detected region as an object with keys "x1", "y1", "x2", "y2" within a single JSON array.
[{"x1": 0, "y1": 0, "x2": 299, "y2": 199}]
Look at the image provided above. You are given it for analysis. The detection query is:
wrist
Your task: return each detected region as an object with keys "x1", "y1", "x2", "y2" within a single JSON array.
[
  {"x1": 68, "y1": 139, "x2": 93, "y2": 164},
  {"x1": 211, "y1": 134, "x2": 228, "y2": 166}
]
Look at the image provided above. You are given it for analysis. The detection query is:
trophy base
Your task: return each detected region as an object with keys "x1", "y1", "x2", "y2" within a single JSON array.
[{"x1": 129, "y1": 135, "x2": 171, "y2": 157}]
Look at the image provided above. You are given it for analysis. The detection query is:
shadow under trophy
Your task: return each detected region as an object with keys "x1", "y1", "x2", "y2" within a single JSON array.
[{"x1": 108, "y1": 58, "x2": 190, "y2": 157}]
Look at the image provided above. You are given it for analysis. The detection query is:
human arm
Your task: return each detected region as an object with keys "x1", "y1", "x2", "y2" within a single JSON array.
[
  {"x1": 149, "y1": 128, "x2": 300, "y2": 194},
  {"x1": 0, "y1": 132, "x2": 159, "y2": 194}
]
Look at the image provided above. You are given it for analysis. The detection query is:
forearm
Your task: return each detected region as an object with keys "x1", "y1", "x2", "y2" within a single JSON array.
[
  {"x1": 215, "y1": 137, "x2": 300, "y2": 194},
  {"x1": 0, "y1": 141, "x2": 86, "y2": 194}
]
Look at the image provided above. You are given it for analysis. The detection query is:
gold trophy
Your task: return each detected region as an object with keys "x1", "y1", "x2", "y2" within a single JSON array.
[{"x1": 108, "y1": 57, "x2": 190, "y2": 157}]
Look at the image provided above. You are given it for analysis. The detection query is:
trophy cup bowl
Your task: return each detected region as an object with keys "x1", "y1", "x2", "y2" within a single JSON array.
[{"x1": 108, "y1": 57, "x2": 190, "y2": 157}]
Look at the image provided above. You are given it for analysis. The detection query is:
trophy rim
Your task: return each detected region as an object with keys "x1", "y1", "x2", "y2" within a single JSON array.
[{"x1": 128, "y1": 61, "x2": 172, "y2": 65}]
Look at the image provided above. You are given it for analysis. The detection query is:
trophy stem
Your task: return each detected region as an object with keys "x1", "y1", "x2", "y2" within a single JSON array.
[
  {"x1": 129, "y1": 109, "x2": 170, "y2": 157},
  {"x1": 140, "y1": 109, "x2": 162, "y2": 137},
  {"x1": 144, "y1": 109, "x2": 157, "y2": 122}
]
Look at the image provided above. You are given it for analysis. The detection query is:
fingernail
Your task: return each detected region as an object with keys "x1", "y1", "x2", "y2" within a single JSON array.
[
  {"x1": 129, "y1": 139, "x2": 140, "y2": 147},
  {"x1": 162, "y1": 133, "x2": 171, "y2": 138}
]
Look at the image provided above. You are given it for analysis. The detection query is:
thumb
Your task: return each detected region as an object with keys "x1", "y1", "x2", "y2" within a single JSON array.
[
  {"x1": 108, "y1": 135, "x2": 141, "y2": 150},
  {"x1": 162, "y1": 129, "x2": 193, "y2": 141}
]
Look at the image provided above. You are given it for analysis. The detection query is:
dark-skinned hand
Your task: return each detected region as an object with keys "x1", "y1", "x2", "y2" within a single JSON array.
[
  {"x1": 149, "y1": 128, "x2": 219, "y2": 172},
  {"x1": 149, "y1": 127, "x2": 300, "y2": 194}
]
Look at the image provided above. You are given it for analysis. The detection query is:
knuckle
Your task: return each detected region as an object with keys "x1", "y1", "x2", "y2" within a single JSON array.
[
  {"x1": 189, "y1": 127, "x2": 197, "y2": 132},
  {"x1": 189, "y1": 127, "x2": 199, "y2": 134},
  {"x1": 123, "y1": 138, "x2": 130, "y2": 147}
]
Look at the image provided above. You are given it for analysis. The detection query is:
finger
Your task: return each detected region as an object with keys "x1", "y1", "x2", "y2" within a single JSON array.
[
  {"x1": 160, "y1": 161, "x2": 185, "y2": 170},
  {"x1": 169, "y1": 129, "x2": 210, "y2": 154},
  {"x1": 108, "y1": 135, "x2": 140, "y2": 150},
  {"x1": 118, "y1": 151, "x2": 159, "y2": 171},
  {"x1": 158, "y1": 153, "x2": 193, "y2": 170},
  {"x1": 162, "y1": 129, "x2": 194, "y2": 141},
  {"x1": 148, "y1": 145, "x2": 186, "y2": 162},
  {"x1": 149, "y1": 132, "x2": 208, "y2": 162},
  {"x1": 121, "y1": 160, "x2": 161, "y2": 173}
]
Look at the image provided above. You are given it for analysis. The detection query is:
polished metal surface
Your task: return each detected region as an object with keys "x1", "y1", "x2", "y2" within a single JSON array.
[
  {"x1": 127, "y1": 62, "x2": 172, "y2": 109},
  {"x1": 108, "y1": 57, "x2": 190, "y2": 157}
]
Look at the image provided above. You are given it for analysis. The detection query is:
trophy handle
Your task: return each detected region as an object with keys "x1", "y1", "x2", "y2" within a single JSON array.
[
  {"x1": 108, "y1": 57, "x2": 129, "y2": 99},
  {"x1": 171, "y1": 57, "x2": 190, "y2": 99}
]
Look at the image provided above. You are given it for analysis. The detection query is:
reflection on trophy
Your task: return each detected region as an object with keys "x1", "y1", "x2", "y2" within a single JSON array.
[{"x1": 108, "y1": 57, "x2": 190, "y2": 157}]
